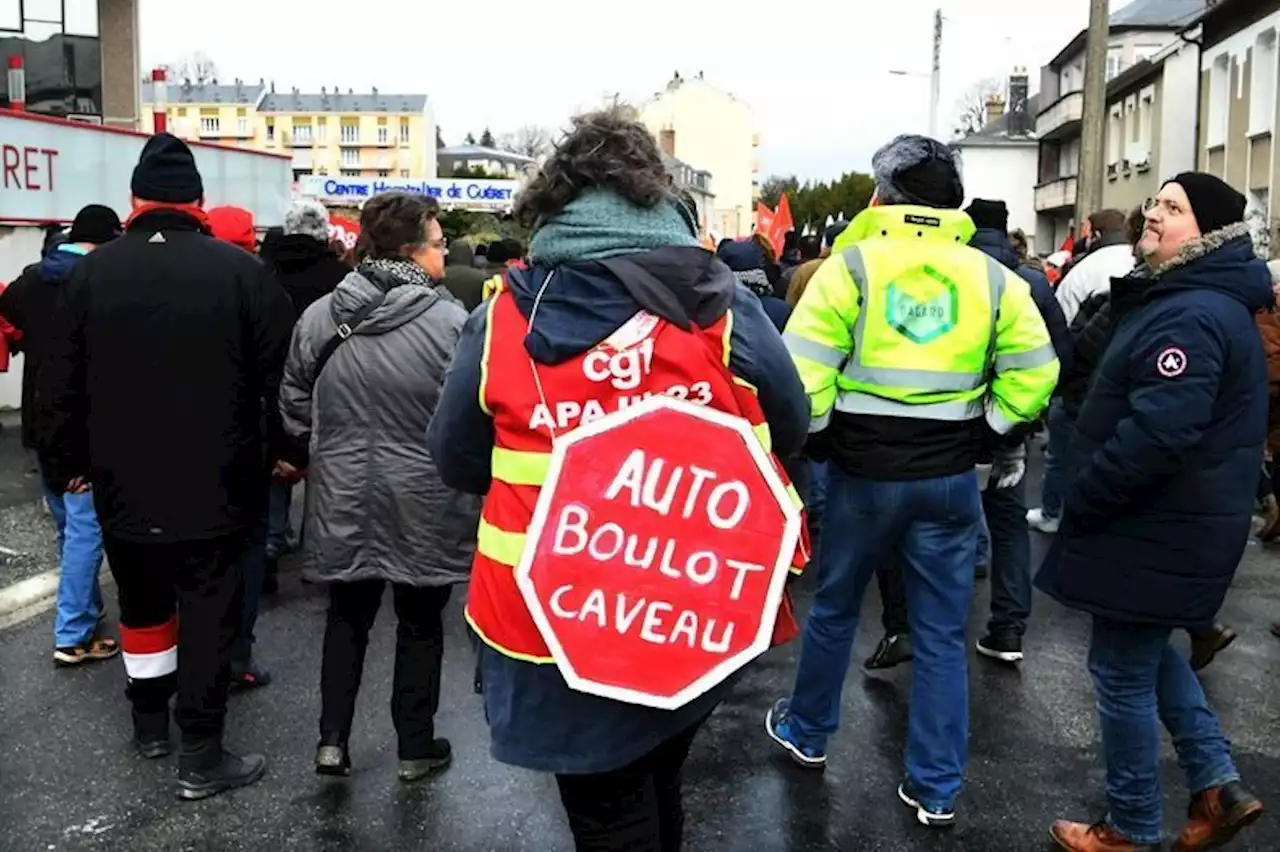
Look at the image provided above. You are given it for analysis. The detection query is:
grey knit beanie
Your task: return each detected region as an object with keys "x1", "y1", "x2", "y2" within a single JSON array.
[{"x1": 284, "y1": 200, "x2": 331, "y2": 242}]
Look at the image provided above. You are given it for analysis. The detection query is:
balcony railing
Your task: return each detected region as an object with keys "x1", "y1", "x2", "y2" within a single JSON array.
[
  {"x1": 1034, "y1": 175, "x2": 1078, "y2": 212},
  {"x1": 1036, "y1": 90, "x2": 1084, "y2": 140}
]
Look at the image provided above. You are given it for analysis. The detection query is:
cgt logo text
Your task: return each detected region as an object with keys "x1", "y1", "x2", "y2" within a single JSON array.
[{"x1": 314, "y1": 177, "x2": 517, "y2": 206}]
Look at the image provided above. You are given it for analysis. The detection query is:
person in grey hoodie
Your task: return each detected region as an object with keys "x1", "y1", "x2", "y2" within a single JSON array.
[{"x1": 279, "y1": 192, "x2": 481, "y2": 782}]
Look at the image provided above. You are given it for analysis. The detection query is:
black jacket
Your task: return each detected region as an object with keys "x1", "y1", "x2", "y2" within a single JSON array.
[
  {"x1": 1060, "y1": 291, "x2": 1114, "y2": 418},
  {"x1": 271, "y1": 234, "x2": 349, "y2": 317},
  {"x1": 1037, "y1": 230, "x2": 1272, "y2": 627},
  {"x1": 0, "y1": 247, "x2": 93, "y2": 454},
  {"x1": 42, "y1": 208, "x2": 296, "y2": 543}
]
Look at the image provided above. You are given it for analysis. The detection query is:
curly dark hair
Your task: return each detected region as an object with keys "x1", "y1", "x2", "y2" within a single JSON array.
[
  {"x1": 356, "y1": 192, "x2": 440, "y2": 261},
  {"x1": 513, "y1": 106, "x2": 674, "y2": 229}
]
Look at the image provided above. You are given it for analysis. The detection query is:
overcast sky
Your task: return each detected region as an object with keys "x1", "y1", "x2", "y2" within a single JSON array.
[{"x1": 138, "y1": 0, "x2": 1136, "y2": 182}]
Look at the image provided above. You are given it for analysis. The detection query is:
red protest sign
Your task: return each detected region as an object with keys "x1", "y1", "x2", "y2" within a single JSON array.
[
  {"x1": 329, "y1": 216, "x2": 360, "y2": 251},
  {"x1": 515, "y1": 395, "x2": 801, "y2": 709}
]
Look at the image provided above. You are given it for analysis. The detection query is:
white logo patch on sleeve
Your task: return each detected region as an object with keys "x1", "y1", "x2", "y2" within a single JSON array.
[{"x1": 1156, "y1": 346, "x2": 1187, "y2": 378}]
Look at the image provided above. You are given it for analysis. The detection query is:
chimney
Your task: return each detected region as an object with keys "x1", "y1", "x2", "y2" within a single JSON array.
[
  {"x1": 985, "y1": 94, "x2": 1006, "y2": 123},
  {"x1": 659, "y1": 128, "x2": 676, "y2": 157},
  {"x1": 1007, "y1": 68, "x2": 1031, "y2": 135}
]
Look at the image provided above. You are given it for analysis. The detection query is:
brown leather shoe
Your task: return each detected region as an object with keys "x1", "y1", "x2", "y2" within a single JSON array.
[
  {"x1": 1049, "y1": 820, "x2": 1162, "y2": 851},
  {"x1": 1188, "y1": 624, "x2": 1237, "y2": 672},
  {"x1": 1259, "y1": 494, "x2": 1280, "y2": 541},
  {"x1": 1173, "y1": 782, "x2": 1263, "y2": 851}
]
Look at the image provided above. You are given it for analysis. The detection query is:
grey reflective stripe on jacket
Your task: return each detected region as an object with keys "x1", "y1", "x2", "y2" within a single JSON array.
[{"x1": 279, "y1": 269, "x2": 481, "y2": 587}]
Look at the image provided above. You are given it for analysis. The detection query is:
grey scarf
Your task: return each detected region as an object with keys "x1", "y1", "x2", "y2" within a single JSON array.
[{"x1": 358, "y1": 256, "x2": 434, "y2": 290}]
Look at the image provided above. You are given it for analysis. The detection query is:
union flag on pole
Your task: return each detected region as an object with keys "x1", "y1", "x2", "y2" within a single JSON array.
[{"x1": 767, "y1": 194, "x2": 794, "y2": 257}]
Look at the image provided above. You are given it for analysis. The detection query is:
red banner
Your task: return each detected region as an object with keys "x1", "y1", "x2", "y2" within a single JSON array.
[
  {"x1": 329, "y1": 216, "x2": 360, "y2": 252},
  {"x1": 515, "y1": 396, "x2": 801, "y2": 709},
  {"x1": 768, "y1": 193, "x2": 794, "y2": 258}
]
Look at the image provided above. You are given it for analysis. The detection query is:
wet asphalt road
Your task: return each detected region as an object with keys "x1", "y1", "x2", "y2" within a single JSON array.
[{"x1": 1, "y1": 456, "x2": 1279, "y2": 851}]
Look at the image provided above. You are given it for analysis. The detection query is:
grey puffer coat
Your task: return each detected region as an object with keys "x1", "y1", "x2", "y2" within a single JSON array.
[{"x1": 280, "y1": 266, "x2": 480, "y2": 586}]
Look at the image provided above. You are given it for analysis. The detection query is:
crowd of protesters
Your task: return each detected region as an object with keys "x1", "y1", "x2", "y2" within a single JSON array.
[{"x1": 0, "y1": 110, "x2": 1277, "y2": 852}]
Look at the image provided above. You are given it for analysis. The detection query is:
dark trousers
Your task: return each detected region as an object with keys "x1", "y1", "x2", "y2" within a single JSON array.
[
  {"x1": 105, "y1": 532, "x2": 246, "y2": 747},
  {"x1": 555, "y1": 718, "x2": 706, "y2": 852},
  {"x1": 319, "y1": 580, "x2": 452, "y2": 759},
  {"x1": 878, "y1": 560, "x2": 909, "y2": 636},
  {"x1": 233, "y1": 504, "x2": 267, "y2": 667}
]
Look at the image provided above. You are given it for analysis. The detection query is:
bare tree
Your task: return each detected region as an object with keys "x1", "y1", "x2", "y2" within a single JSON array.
[
  {"x1": 498, "y1": 125, "x2": 555, "y2": 159},
  {"x1": 951, "y1": 77, "x2": 1004, "y2": 138},
  {"x1": 163, "y1": 51, "x2": 219, "y2": 86}
]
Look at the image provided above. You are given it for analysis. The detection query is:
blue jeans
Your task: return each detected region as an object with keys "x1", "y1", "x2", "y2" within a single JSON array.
[
  {"x1": 1040, "y1": 399, "x2": 1073, "y2": 519},
  {"x1": 808, "y1": 460, "x2": 829, "y2": 522},
  {"x1": 982, "y1": 475, "x2": 1031, "y2": 636},
  {"x1": 265, "y1": 480, "x2": 293, "y2": 558},
  {"x1": 787, "y1": 467, "x2": 982, "y2": 811},
  {"x1": 1088, "y1": 617, "x2": 1239, "y2": 844},
  {"x1": 39, "y1": 456, "x2": 104, "y2": 648}
]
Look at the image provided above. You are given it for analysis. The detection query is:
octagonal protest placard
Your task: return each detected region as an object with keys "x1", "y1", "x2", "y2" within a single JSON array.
[{"x1": 514, "y1": 394, "x2": 802, "y2": 710}]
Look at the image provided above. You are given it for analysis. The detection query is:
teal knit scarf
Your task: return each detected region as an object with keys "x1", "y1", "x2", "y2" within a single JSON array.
[{"x1": 528, "y1": 188, "x2": 701, "y2": 266}]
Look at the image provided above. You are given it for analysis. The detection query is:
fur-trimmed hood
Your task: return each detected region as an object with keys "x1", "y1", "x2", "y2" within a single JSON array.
[{"x1": 1113, "y1": 222, "x2": 1273, "y2": 316}]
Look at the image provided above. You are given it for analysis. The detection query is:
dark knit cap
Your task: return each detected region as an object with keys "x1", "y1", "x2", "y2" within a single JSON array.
[
  {"x1": 823, "y1": 220, "x2": 849, "y2": 250},
  {"x1": 1166, "y1": 172, "x2": 1246, "y2": 235},
  {"x1": 872, "y1": 134, "x2": 965, "y2": 209},
  {"x1": 67, "y1": 204, "x2": 121, "y2": 245},
  {"x1": 717, "y1": 238, "x2": 765, "y2": 272},
  {"x1": 965, "y1": 198, "x2": 1009, "y2": 232},
  {"x1": 131, "y1": 133, "x2": 203, "y2": 204}
]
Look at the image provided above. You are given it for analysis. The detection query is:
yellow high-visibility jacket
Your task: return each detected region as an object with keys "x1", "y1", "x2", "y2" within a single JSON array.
[{"x1": 783, "y1": 204, "x2": 1058, "y2": 436}]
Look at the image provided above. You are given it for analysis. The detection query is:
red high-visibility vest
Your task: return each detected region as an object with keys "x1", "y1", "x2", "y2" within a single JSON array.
[{"x1": 465, "y1": 287, "x2": 808, "y2": 663}]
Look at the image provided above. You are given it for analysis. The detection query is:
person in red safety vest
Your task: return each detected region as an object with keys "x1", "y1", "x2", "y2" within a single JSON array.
[{"x1": 428, "y1": 106, "x2": 812, "y2": 851}]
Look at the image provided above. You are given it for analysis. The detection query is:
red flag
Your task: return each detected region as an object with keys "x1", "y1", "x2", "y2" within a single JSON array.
[
  {"x1": 767, "y1": 193, "x2": 794, "y2": 257},
  {"x1": 756, "y1": 202, "x2": 775, "y2": 239}
]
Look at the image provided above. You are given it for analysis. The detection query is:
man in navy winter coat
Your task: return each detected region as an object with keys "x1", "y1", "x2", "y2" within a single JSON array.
[{"x1": 1038, "y1": 174, "x2": 1268, "y2": 852}]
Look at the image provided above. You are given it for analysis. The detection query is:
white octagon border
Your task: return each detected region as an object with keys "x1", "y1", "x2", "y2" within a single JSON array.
[{"x1": 513, "y1": 393, "x2": 803, "y2": 710}]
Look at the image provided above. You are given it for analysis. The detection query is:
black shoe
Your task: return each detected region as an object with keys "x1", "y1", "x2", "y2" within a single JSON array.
[
  {"x1": 261, "y1": 557, "x2": 279, "y2": 595},
  {"x1": 315, "y1": 743, "x2": 351, "y2": 777},
  {"x1": 397, "y1": 738, "x2": 452, "y2": 782},
  {"x1": 976, "y1": 632, "x2": 1024, "y2": 664},
  {"x1": 230, "y1": 659, "x2": 272, "y2": 690},
  {"x1": 864, "y1": 633, "x2": 913, "y2": 671},
  {"x1": 177, "y1": 748, "x2": 267, "y2": 800},
  {"x1": 133, "y1": 709, "x2": 172, "y2": 759},
  {"x1": 1189, "y1": 623, "x2": 1237, "y2": 672}
]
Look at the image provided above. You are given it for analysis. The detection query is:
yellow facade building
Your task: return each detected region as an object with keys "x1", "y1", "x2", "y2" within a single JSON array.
[{"x1": 140, "y1": 80, "x2": 437, "y2": 180}]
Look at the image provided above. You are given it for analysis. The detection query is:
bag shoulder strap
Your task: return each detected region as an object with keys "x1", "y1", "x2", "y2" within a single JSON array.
[{"x1": 314, "y1": 291, "x2": 387, "y2": 380}]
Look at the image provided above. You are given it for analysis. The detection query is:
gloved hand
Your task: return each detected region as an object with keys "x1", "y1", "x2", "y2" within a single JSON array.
[{"x1": 990, "y1": 442, "x2": 1027, "y2": 490}]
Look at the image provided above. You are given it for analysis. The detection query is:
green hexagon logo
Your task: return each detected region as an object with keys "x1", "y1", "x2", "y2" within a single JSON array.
[{"x1": 885, "y1": 265, "x2": 960, "y2": 344}]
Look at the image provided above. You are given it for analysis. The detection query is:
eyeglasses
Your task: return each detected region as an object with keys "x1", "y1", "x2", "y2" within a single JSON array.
[
  {"x1": 427, "y1": 237, "x2": 448, "y2": 251},
  {"x1": 1142, "y1": 197, "x2": 1185, "y2": 217}
]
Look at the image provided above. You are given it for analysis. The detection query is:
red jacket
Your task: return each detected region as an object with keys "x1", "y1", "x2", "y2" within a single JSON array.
[{"x1": 0, "y1": 281, "x2": 19, "y2": 372}]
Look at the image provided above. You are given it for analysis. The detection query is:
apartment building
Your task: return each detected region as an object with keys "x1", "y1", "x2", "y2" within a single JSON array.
[
  {"x1": 1196, "y1": 0, "x2": 1280, "y2": 255},
  {"x1": 665, "y1": 154, "x2": 714, "y2": 235},
  {"x1": 640, "y1": 72, "x2": 759, "y2": 238},
  {"x1": 1034, "y1": 0, "x2": 1207, "y2": 250},
  {"x1": 0, "y1": 0, "x2": 141, "y2": 128},
  {"x1": 141, "y1": 83, "x2": 437, "y2": 180}
]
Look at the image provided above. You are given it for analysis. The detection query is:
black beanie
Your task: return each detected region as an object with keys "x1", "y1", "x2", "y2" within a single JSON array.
[
  {"x1": 67, "y1": 204, "x2": 122, "y2": 245},
  {"x1": 131, "y1": 133, "x2": 204, "y2": 204},
  {"x1": 1166, "y1": 172, "x2": 1246, "y2": 235},
  {"x1": 965, "y1": 199, "x2": 1009, "y2": 232}
]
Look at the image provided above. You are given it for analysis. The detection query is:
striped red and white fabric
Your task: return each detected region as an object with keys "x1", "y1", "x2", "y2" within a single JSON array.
[{"x1": 119, "y1": 617, "x2": 178, "y2": 679}]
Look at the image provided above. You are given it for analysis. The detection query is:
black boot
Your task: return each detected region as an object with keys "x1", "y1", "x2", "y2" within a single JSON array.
[
  {"x1": 261, "y1": 557, "x2": 279, "y2": 595},
  {"x1": 864, "y1": 633, "x2": 913, "y2": 671},
  {"x1": 177, "y1": 740, "x2": 267, "y2": 801},
  {"x1": 397, "y1": 738, "x2": 452, "y2": 782},
  {"x1": 133, "y1": 709, "x2": 172, "y2": 759},
  {"x1": 315, "y1": 734, "x2": 351, "y2": 777}
]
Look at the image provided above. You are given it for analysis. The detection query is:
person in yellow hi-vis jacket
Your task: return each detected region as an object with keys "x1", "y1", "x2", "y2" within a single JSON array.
[{"x1": 764, "y1": 135, "x2": 1058, "y2": 830}]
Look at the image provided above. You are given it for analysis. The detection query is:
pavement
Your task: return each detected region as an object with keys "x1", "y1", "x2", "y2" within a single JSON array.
[
  {"x1": 1, "y1": 452, "x2": 1278, "y2": 851},
  {"x1": 0, "y1": 411, "x2": 57, "y2": 590}
]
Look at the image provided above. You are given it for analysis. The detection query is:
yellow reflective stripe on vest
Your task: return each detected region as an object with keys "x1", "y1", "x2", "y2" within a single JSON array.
[
  {"x1": 477, "y1": 297, "x2": 500, "y2": 417},
  {"x1": 477, "y1": 518, "x2": 527, "y2": 566},
  {"x1": 491, "y1": 447, "x2": 551, "y2": 487},
  {"x1": 837, "y1": 247, "x2": 1003, "y2": 392},
  {"x1": 835, "y1": 391, "x2": 983, "y2": 421},
  {"x1": 721, "y1": 309, "x2": 734, "y2": 366},
  {"x1": 464, "y1": 610, "x2": 555, "y2": 664},
  {"x1": 786, "y1": 482, "x2": 803, "y2": 510},
  {"x1": 753, "y1": 422, "x2": 772, "y2": 453}
]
